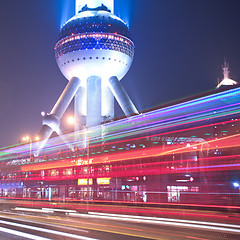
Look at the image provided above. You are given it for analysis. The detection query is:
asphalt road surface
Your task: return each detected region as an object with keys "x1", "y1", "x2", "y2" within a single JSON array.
[{"x1": 0, "y1": 208, "x2": 239, "y2": 240}]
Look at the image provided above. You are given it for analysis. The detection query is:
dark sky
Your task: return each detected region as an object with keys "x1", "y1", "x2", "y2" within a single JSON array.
[{"x1": 0, "y1": 0, "x2": 240, "y2": 147}]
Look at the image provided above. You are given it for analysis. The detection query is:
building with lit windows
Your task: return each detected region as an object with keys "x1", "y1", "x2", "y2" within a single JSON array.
[{"x1": 1, "y1": 85, "x2": 240, "y2": 206}]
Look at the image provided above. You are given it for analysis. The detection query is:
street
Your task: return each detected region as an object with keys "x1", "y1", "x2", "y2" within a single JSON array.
[{"x1": 0, "y1": 208, "x2": 239, "y2": 240}]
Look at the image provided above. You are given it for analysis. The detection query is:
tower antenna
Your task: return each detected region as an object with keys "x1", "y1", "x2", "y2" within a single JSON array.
[{"x1": 223, "y1": 59, "x2": 230, "y2": 80}]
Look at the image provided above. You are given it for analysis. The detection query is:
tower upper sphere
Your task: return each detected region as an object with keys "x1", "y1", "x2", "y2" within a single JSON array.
[{"x1": 55, "y1": 5, "x2": 135, "y2": 82}]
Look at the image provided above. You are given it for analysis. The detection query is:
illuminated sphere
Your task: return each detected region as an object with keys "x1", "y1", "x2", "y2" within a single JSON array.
[{"x1": 55, "y1": 10, "x2": 135, "y2": 82}]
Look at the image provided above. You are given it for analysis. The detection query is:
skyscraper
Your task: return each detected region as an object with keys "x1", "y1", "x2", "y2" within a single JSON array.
[{"x1": 37, "y1": 0, "x2": 138, "y2": 153}]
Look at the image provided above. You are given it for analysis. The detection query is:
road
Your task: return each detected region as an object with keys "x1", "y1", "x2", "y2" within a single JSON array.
[{"x1": 0, "y1": 208, "x2": 239, "y2": 240}]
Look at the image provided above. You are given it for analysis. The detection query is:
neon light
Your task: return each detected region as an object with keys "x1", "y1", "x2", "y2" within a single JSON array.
[
  {"x1": 78, "y1": 178, "x2": 93, "y2": 185},
  {"x1": 97, "y1": 178, "x2": 111, "y2": 185}
]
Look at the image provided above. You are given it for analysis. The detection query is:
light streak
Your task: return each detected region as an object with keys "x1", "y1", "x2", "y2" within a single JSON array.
[
  {"x1": 4, "y1": 198, "x2": 240, "y2": 213},
  {"x1": 69, "y1": 212, "x2": 240, "y2": 234},
  {"x1": 2, "y1": 86, "x2": 240, "y2": 208},
  {"x1": 1, "y1": 86, "x2": 240, "y2": 160},
  {"x1": 0, "y1": 225, "x2": 51, "y2": 240},
  {"x1": 88, "y1": 212, "x2": 240, "y2": 229},
  {"x1": 20, "y1": 130, "x2": 240, "y2": 172},
  {"x1": 0, "y1": 219, "x2": 99, "y2": 240},
  {"x1": 14, "y1": 207, "x2": 54, "y2": 213}
]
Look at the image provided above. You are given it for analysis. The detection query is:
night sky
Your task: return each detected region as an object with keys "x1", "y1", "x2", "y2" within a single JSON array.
[{"x1": 0, "y1": 0, "x2": 240, "y2": 147}]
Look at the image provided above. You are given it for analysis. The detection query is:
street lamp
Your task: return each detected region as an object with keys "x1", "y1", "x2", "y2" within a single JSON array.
[
  {"x1": 67, "y1": 116, "x2": 90, "y2": 202},
  {"x1": 67, "y1": 116, "x2": 76, "y2": 125}
]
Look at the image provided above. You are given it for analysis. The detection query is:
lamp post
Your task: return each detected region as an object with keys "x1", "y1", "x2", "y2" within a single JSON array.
[
  {"x1": 22, "y1": 136, "x2": 40, "y2": 160},
  {"x1": 67, "y1": 116, "x2": 90, "y2": 202},
  {"x1": 85, "y1": 125, "x2": 90, "y2": 202}
]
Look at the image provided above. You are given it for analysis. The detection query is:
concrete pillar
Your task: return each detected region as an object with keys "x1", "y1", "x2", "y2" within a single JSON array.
[
  {"x1": 74, "y1": 86, "x2": 86, "y2": 132},
  {"x1": 50, "y1": 77, "x2": 81, "y2": 118},
  {"x1": 101, "y1": 84, "x2": 114, "y2": 121},
  {"x1": 86, "y1": 76, "x2": 102, "y2": 127},
  {"x1": 36, "y1": 77, "x2": 81, "y2": 155},
  {"x1": 108, "y1": 76, "x2": 139, "y2": 117}
]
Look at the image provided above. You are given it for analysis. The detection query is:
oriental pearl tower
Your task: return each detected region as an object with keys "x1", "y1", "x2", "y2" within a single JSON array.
[{"x1": 37, "y1": 0, "x2": 138, "y2": 152}]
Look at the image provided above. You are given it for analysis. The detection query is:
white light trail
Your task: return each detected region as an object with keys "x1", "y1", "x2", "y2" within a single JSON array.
[
  {"x1": 89, "y1": 212, "x2": 240, "y2": 229},
  {"x1": 69, "y1": 212, "x2": 240, "y2": 234},
  {"x1": 14, "y1": 207, "x2": 54, "y2": 213},
  {"x1": 42, "y1": 207, "x2": 77, "y2": 213},
  {"x1": 0, "y1": 219, "x2": 99, "y2": 240},
  {"x1": 0, "y1": 226, "x2": 50, "y2": 240}
]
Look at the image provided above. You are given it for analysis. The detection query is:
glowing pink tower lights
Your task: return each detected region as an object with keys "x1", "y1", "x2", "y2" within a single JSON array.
[{"x1": 37, "y1": 0, "x2": 139, "y2": 154}]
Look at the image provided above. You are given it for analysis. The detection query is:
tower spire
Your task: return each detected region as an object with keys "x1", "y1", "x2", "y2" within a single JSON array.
[
  {"x1": 223, "y1": 60, "x2": 230, "y2": 79},
  {"x1": 75, "y1": 0, "x2": 114, "y2": 14}
]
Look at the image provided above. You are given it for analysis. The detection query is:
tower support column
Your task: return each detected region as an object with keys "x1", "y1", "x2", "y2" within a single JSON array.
[
  {"x1": 86, "y1": 76, "x2": 102, "y2": 127},
  {"x1": 36, "y1": 77, "x2": 81, "y2": 155},
  {"x1": 108, "y1": 76, "x2": 139, "y2": 117},
  {"x1": 74, "y1": 86, "x2": 86, "y2": 132},
  {"x1": 50, "y1": 76, "x2": 82, "y2": 118},
  {"x1": 102, "y1": 84, "x2": 114, "y2": 120}
]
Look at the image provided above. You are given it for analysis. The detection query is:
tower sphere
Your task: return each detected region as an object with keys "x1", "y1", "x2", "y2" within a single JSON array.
[{"x1": 55, "y1": 10, "x2": 135, "y2": 82}]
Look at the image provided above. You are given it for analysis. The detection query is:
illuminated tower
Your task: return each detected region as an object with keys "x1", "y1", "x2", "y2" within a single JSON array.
[
  {"x1": 216, "y1": 61, "x2": 238, "y2": 88},
  {"x1": 37, "y1": 0, "x2": 138, "y2": 152}
]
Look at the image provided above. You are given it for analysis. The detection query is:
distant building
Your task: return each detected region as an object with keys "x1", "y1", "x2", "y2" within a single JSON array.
[{"x1": 216, "y1": 61, "x2": 238, "y2": 88}]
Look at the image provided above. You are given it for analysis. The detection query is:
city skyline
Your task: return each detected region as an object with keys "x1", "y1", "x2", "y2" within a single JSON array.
[{"x1": 0, "y1": 0, "x2": 240, "y2": 147}]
